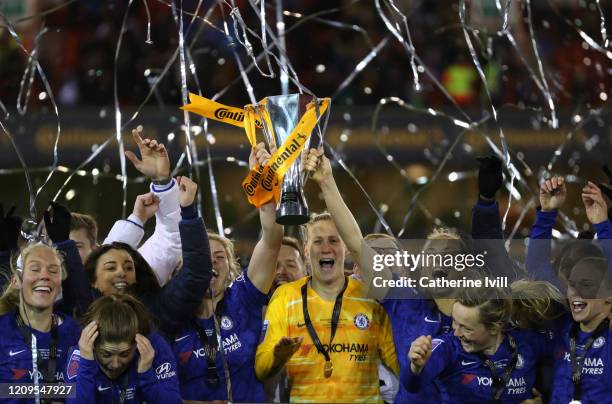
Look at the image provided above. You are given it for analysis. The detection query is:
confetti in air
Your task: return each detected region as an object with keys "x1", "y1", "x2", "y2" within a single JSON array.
[{"x1": 0, "y1": 0, "x2": 609, "y2": 251}]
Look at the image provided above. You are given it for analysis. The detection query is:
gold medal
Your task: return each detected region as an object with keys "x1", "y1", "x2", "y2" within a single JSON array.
[{"x1": 324, "y1": 360, "x2": 333, "y2": 378}]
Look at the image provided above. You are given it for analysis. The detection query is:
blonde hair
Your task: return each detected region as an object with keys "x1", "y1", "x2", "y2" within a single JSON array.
[
  {"x1": 456, "y1": 287, "x2": 512, "y2": 333},
  {"x1": 0, "y1": 243, "x2": 67, "y2": 316},
  {"x1": 456, "y1": 280, "x2": 565, "y2": 332},
  {"x1": 364, "y1": 233, "x2": 395, "y2": 242},
  {"x1": 510, "y1": 279, "x2": 565, "y2": 329},
  {"x1": 427, "y1": 227, "x2": 461, "y2": 241},
  {"x1": 207, "y1": 232, "x2": 241, "y2": 281},
  {"x1": 301, "y1": 212, "x2": 335, "y2": 244}
]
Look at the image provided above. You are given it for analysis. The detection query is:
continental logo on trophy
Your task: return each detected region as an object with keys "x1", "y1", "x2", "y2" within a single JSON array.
[{"x1": 181, "y1": 92, "x2": 330, "y2": 225}]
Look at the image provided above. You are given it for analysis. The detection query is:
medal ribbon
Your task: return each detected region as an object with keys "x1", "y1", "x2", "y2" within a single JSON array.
[
  {"x1": 300, "y1": 276, "x2": 348, "y2": 376},
  {"x1": 569, "y1": 318, "x2": 609, "y2": 402},
  {"x1": 476, "y1": 333, "x2": 518, "y2": 403}
]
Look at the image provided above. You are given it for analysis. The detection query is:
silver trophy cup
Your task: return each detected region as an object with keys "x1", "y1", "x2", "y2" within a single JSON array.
[{"x1": 257, "y1": 94, "x2": 328, "y2": 225}]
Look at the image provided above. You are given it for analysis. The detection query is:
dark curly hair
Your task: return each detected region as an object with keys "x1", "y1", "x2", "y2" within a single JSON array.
[{"x1": 83, "y1": 242, "x2": 161, "y2": 297}]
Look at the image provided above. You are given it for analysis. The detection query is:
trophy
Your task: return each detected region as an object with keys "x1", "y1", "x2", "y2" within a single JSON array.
[{"x1": 254, "y1": 94, "x2": 330, "y2": 225}]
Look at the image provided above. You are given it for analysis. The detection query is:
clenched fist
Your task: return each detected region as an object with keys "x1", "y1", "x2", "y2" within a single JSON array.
[
  {"x1": 408, "y1": 335, "x2": 433, "y2": 375},
  {"x1": 176, "y1": 176, "x2": 198, "y2": 207}
]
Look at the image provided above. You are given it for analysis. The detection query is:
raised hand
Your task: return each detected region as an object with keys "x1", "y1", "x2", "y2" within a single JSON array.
[
  {"x1": 408, "y1": 335, "x2": 432, "y2": 374},
  {"x1": 582, "y1": 182, "x2": 608, "y2": 224},
  {"x1": 302, "y1": 147, "x2": 331, "y2": 185},
  {"x1": 599, "y1": 164, "x2": 612, "y2": 201},
  {"x1": 273, "y1": 336, "x2": 303, "y2": 364},
  {"x1": 0, "y1": 204, "x2": 21, "y2": 251},
  {"x1": 132, "y1": 193, "x2": 160, "y2": 223},
  {"x1": 135, "y1": 333, "x2": 155, "y2": 373},
  {"x1": 43, "y1": 202, "x2": 72, "y2": 243},
  {"x1": 249, "y1": 142, "x2": 273, "y2": 170},
  {"x1": 476, "y1": 155, "x2": 503, "y2": 200},
  {"x1": 125, "y1": 129, "x2": 170, "y2": 181},
  {"x1": 78, "y1": 321, "x2": 99, "y2": 360},
  {"x1": 176, "y1": 176, "x2": 198, "y2": 207},
  {"x1": 539, "y1": 176, "x2": 566, "y2": 212}
]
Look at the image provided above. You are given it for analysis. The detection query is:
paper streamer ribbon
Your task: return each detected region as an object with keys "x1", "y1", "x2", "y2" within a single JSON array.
[{"x1": 182, "y1": 93, "x2": 329, "y2": 207}]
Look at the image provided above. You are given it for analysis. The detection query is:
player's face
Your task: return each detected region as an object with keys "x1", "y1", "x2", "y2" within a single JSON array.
[
  {"x1": 421, "y1": 238, "x2": 465, "y2": 297},
  {"x1": 20, "y1": 247, "x2": 63, "y2": 311},
  {"x1": 567, "y1": 261, "x2": 612, "y2": 326},
  {"x1": 452, "y1": 302, "x2": 497, "y2": 354},
  {"x1": 70, "y1": 228, "x2": 95, "y2": 263},
  {"x1": 208, "y1": 239, "x2": 231, "y2": 298},
  {"x1": 273, "y1": 245, "x2": 306, "y2": 290},
  {"x1": 307, "y1": 220, "x2": 346, "y2": 285},
  {"x1": 95, "y1": 341, "x2": 136, "y2": 380},
  {"x1": 93, "y1": 249, "x2": 136, "y2": 295}
]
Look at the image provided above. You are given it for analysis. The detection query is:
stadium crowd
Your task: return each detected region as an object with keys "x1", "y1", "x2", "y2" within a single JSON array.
[{"x1": 1, "y1": 0, "x2": 610, "y2": 110}]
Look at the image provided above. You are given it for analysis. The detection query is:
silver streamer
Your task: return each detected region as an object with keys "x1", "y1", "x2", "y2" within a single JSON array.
[
  {"x1": 0, "y1": 14, "x2": 62, "y2": 225},
  {"x1": 112, "y1": 0, "x2": 135, "y2": 217},
  {"x1": 1, "y1": 0, "x2": 607, "y2": 264}
]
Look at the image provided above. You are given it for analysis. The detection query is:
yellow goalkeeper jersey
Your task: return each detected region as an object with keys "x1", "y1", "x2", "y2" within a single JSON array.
[{"x1": 256, "y1": 276, "x2": 399, "y2": 403}]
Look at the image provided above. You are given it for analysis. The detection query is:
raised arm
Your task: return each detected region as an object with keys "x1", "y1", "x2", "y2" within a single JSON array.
[
  {"x1": 582, "y1": 182, "x2": 612, "y2": 277},
  {"x1": 526, "y1": 176, "x2": 566, "y2": 287},
  {"x1": 303, "y1": 148, "x2": 392, "y2": 300},
  {"x1": 103, "y1": 192, "x2": 159, "y2": 248},
  {"x1": 116, "y1": 129, "x2": 182, "y2": 285},
  {"x1": 138, "y1": 181, "x2": 181, "y2": 286},
  {"x1": 247, "y1": 143, "x2": 284, "y2": 293},
  {"x1": 0, "y1": 203, "x2": 20, "y2": 290},
  {"x1": 471, "y1": 156, "x2": 520, "y2": 281},
  {"x1": 154, "y1": 176, "x2": 212, "y2": 338},
  {"x1": 44, "y1": 202, "x2": 93, "y2": 317}
]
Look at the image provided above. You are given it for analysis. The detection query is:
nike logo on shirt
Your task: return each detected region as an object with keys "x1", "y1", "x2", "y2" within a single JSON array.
[
  {"x1": 297, "y1": 322, "x2": 306, "y2": 328},
  {"x1": 97, "y1": 386, "x2": 112, "y2": 392},
  {"x1": 9, "y1": 350, "x2": 26, "y2": 357},
  {"x1": 174, "y1": 335, "x2": 190, "y2": 342},
  {"x1": 461, "y1": 360, "x2": 477, "y2": 366},
  {"x1": 424, "y1": 316, "x2": 440, "y2": 323}
]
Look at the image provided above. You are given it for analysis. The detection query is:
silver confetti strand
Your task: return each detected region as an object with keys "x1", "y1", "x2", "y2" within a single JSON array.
[
  {"x1": 326, "y1": 144, "x2": 395, "y2": 238},
  {"x1": 143, "y1": 0, "x2": 154, "y2": 44},
  {"x1": 499, "y1": 0, "x2": 512, "y2": 34},
  {"x1": 545, "y1": 0, "x2": 612, "y2": 60},
  {"x1": 275, "y1": 0, "x2": 289, "y2": 95},
  {"x1": 179, "y1": 0, "x2": 225, "y2": 236},
  {"x1": 243, "y1": 1, "x2": 309, "y2": 95},
  {"x1": 0, "y1": 99, "x2": 8, "y2": 120},
  {"x1": 459, "y1": 0, "x2": 516, "y2": 230},
  {"x1": 375, "y1": 0, "x2": 420, "y2": 91},
  {"x1": 595, "y1": 0, "x2": 610, "y2": 48},
  {"x1": 332, "y1": 36, "x2": 390, "y2": 100},
  {"x1": 113, "y1": 0, "x2": 136, "y2": 218},
  {"x1": 31, "y1": 334, "x2": 40, "y2": 404},
  {"x1": 230, "y1": 5, "x2": 275, "y2": 78},
  {"x1": 374, "y1": 0, "x2": 472, "y2": 124},
  {"x1": 505, "y1": 197, "x2": 536, "y2": 250},
  {"x1": 171, "y1": 0, "x2": 194, "y2": 170},
  {"x1": 0, "y1": 15, "x2": 62, "y2": 220},
  {"x1": 523, "y1": 0, "x2": 558, "y2": 128},
  {"x1": 0, "y1": 120, "x2": 36, "y2": 219}
]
